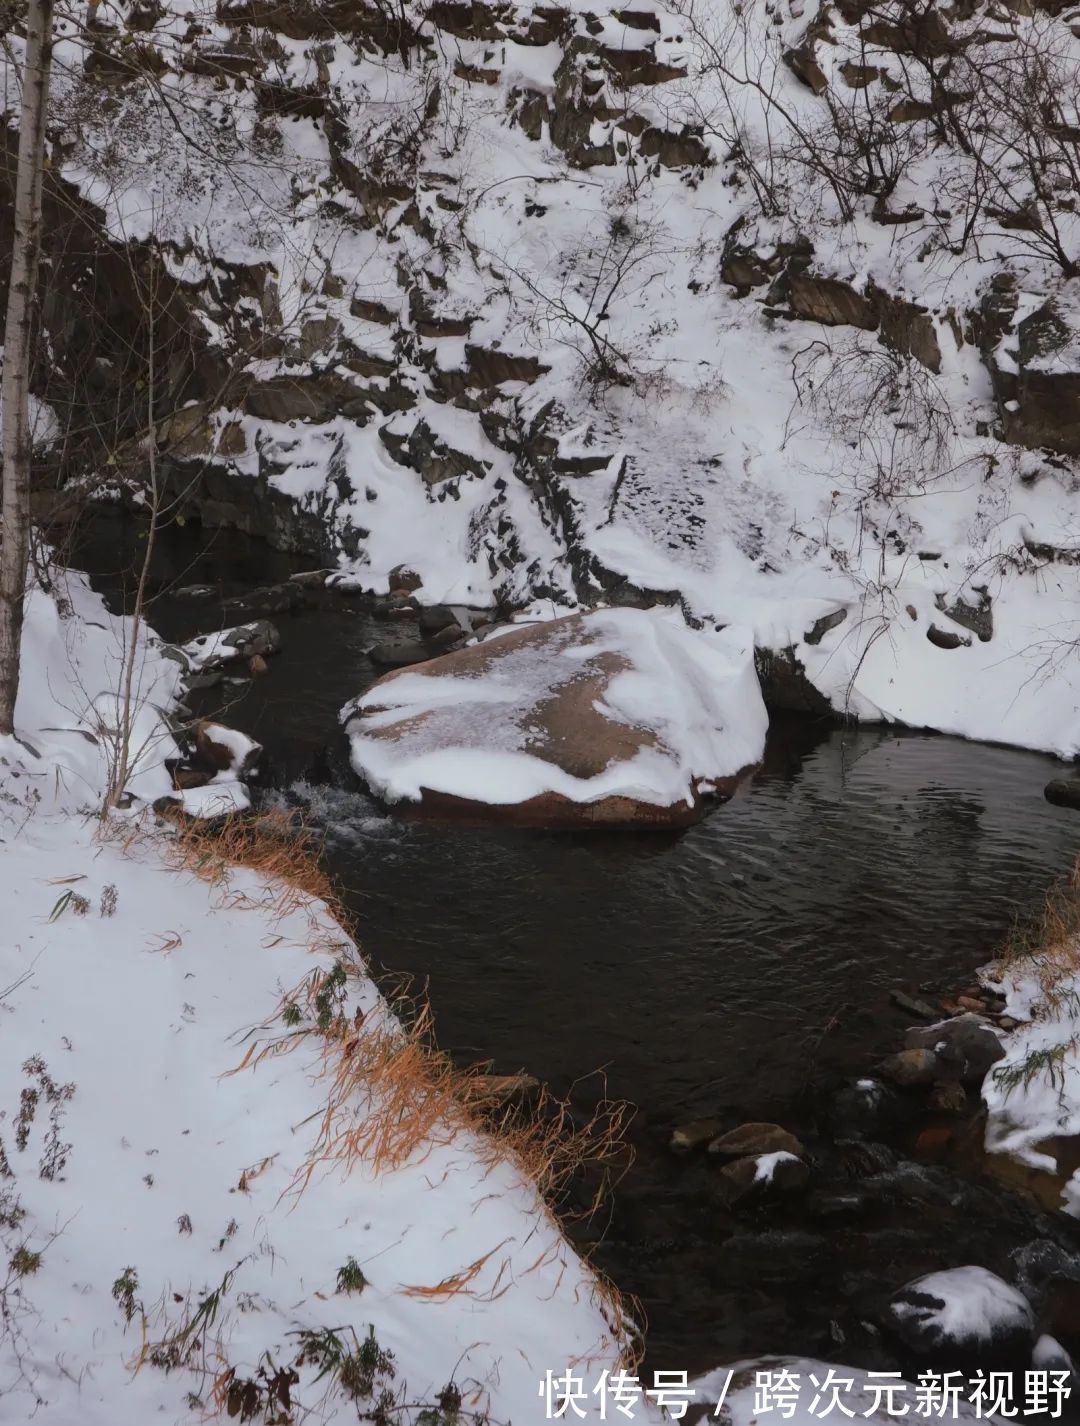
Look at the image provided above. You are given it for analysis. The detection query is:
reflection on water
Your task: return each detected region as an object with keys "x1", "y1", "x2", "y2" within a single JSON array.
[{"x1": 298, "y1": 723, "x2": 1079, "y2": 1118}]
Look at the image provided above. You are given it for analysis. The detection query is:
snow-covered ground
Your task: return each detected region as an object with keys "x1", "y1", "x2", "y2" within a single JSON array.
[{"x1": 0, "y1": 575, "x2": 637, "y2": 1423}]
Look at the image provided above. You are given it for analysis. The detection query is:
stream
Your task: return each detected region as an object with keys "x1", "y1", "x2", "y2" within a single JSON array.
[{"x1": 76, "y1": 512, "x2": 1080, "y2": 1377}]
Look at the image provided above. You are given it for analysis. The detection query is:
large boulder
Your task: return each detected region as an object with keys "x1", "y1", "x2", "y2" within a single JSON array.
[
  {"x1": 341, "y1": 610, "x2": 767, "y2": 828},
  {"x1": 881, "y1": 1266, "x2": 1035, "y2": 1377}
]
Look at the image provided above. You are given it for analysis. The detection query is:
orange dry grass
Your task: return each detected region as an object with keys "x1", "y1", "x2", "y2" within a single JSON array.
[
  {"x1": 104, "y1": 806, "x2": 641, "y2": 1363},
  {"x1": 992, "y1": 853, "x2": 1080, "y2": 1007}
]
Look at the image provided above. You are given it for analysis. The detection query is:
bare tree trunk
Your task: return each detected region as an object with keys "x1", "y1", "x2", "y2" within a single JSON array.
[{"x1": 0, "y1": 0, "x2": 55, "y2": 735}]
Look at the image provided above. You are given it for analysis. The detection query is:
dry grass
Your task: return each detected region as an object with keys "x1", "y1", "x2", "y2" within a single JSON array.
[
  {"x1": 991, "y1": 853, "x2": 1080, "y2": 1015},
  {"x1": 102, "y1": 805, "x2": 641, "y2": 1366}
]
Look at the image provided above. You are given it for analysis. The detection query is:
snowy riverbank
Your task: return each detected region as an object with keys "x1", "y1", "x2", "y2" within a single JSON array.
[
  {"x1": 0, "y1": 572, "x2": 635, "y2": 1423},
  {"x1": 982, "y1": 886, "x2": 1080, "y2": 1220}
]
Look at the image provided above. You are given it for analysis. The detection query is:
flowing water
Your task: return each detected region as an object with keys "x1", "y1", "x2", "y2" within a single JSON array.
[{"x1": 77, "y1": 514, "x2": 1080, "y2": 1373}]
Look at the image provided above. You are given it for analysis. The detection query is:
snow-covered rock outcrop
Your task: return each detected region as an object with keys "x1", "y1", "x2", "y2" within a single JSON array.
[
  {"x1": 9, "y1": 0, "x2": 1080, "y2": 751},
  {"x1": 342, "y1": 609, "x2": 767, "y2": 825}
]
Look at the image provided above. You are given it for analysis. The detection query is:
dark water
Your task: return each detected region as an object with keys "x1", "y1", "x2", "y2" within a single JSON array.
[{"x1": 76, "y1": 514, "x2": 1080, "y2": 1372}]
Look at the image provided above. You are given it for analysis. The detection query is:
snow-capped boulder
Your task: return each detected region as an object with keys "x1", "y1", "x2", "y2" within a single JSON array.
[
  {"x1": 882, "y1": 1266, "x2": 1035, "y2": 1374},
  {"x1": 341, "y1": 610, "x2": 767, "y2": 828},
  {"x1": 193, "y1": 720, "x2": 262, "y2": 778},
  {"x1": 717, "y1": 1150, "x2": 810, "y2": 1203}
]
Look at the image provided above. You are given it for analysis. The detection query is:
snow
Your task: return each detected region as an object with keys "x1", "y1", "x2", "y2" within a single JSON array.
[
  {"x1": 887, "y1": 1267, "x2": 1034, "y2": 1348},
  {"x1": 0, "y1": 577, "x2": 639, "y2": 1422},
  {"x1": 754, "y1": 1151, "x2": 800, "y2": 1184},
  {"x1": 174, "y1": 777, "x2": 252, "y2": 818},
  {"x1": 982, "y1": 952, "x2": 1080, "y2": 1214},
  {"x1": 342, "y1": 609, "x2": 768, "y2": 811},
  {"x1": 4, "y1": 570, "x2": 181, "y2": 813}
]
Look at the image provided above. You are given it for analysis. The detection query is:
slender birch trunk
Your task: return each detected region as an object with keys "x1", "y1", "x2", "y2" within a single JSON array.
[{"x1": 0, "y1": 0, "x2": 55, "y2": 734}]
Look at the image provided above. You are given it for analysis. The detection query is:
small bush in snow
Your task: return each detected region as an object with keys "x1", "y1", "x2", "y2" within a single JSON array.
[
  {"x1": 335, "y1": 1256, "x2": 367, "y2": 1294},
  {"x1": 10, "y1": 1245, "x2": 41, "y2": 1277},
  {"x1": 15, "y1": 1056, "x2": 75, "y2": 1181},
  {"x1": 294, "y1": 1323, "x2": 395, "y2": 1409},
  {"x1": 111, "y1": 1266, "x2": 140, "y2": 1323},
  {"x1": 416, "y1": 1382, "x2": 477, "y2": 1424},
  {"x1": 0, "y1": 1188, "x2": 24, "y2": 1231},
  {"x1": 314, "y1": 961, "x2": 348, "y2": 1033}
]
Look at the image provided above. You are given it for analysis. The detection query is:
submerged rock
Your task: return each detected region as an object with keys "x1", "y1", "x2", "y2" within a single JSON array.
[
  {"x1": 707, "y1": 1122, "x2": 804, "y2": 1159},
  {"x1": 417, "y1": 604, "x2": 461, "y2": 635},
  {"x1": 879, "y1": 1047, "x2": 941, "y2": 1087},
  {"x1": 1045, "y1": 777, "x2": 1080, "y2": 810},
  {"x1": 670, "y1": 1117, "x2": 723, "y2": 1153},
  {"x1": 220, "y1": 583, "x2": 305, "y2": 620},
  {"x1": 341, "y1": 610, "x2": 767, "y2": 829},
  {"x1": 369, "y1": 639, "x2": 433, "y2": 669}
]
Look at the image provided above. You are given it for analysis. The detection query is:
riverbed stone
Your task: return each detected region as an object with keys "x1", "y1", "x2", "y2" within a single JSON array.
[
  {"x1": 369, "y1": 639, "x2": 433, "y2": 669},
  {"x1": 904, "y1": 1014, "x2": 1004, "y2": 1088},
  {"x1": 289, "y1": 568, "x2": 334, "y2": 588},
  {"x1": 928, "y1": 1080, "x2": 968, "y2": 1114},
  {"x1": 718, "y1": 1151, "x2": 810, "y2": 1203},
  {"x1": 388, "y1": 564, "x2": 423, "y2": 592},
  {"x1": 373, "y1": 594, "x2": 420, "y2": 619},
  {"x1": 220, "y1": 583, "x2": 305, "y2": 619},
  {"x1": 707, "y1": 1122, "x2": 804, "y2": 1159},
  {"x1": 430, "y1": 623, "x2": 466, "y2": 648},
  {"x1": 222, "y1": 620, "x2": 281, "y2": 659},
  {"x1": 1045, "y1": 777, "x2": 1080, "y2": 810},
  {"x1": 878, "y1": 1047, "x2": 941, "y2": 1087},
  {"x1": 827, "y1": 1078, "x2": 904, "y2": 1139},
  {"x1": 669, "y1": 1117, "x2": 723, "y2": 1153},
  {"x1": 418, "y1": 604, "x2": 461, "y2": 635}
]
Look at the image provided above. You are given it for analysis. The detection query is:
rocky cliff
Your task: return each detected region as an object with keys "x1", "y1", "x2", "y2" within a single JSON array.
[{"x1": 5, "y1": 0, "x2": 1080, "y2": 750}]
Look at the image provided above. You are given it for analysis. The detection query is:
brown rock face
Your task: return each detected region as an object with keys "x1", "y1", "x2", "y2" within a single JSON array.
[{"x1": 787, "y1": 273, "x2": 879, "y2": 329}]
